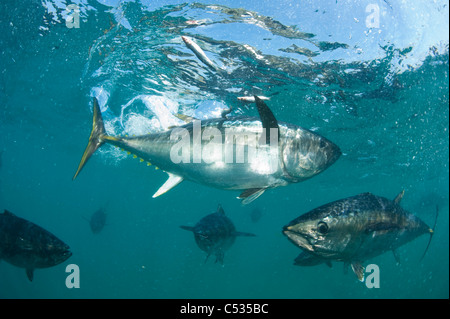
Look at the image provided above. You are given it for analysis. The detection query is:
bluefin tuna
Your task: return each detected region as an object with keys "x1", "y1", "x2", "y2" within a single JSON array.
[
  {"x1": 0, "y1": 210, "x2": 72, "y2": 281},
  {"x1": 86, "y1": 208, "x2": 107, "y2": 234},
  {"x1": 282, "y1": 191, "x2": 437, "y2": 282},
  {"x1": 73, "y1": 96, "x2": 341, "y2": 204},
  {"x1": 180, "y1": 205, "x2": 255, "y2": 263}
]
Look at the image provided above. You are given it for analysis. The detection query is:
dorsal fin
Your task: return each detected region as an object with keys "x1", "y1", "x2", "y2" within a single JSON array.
[
  {"x1": 216, "y1": 204, "x2": 225, "y2": 215},
  {"x1": 254, "y1": 96, "x2": 279, "y2": 144},
  {"x1": 3, "y1": 209, "x2": 15, "y2": 216},
  {"x1": 393, "y1": 190, "x2": 405, "y2": 204}
]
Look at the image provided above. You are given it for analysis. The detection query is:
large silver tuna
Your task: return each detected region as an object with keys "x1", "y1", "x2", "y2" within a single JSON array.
[
  {"x1": 282, "y1": 191, "x2": 437, "y2": 282},
  {"x1": 73, "y1": 96, "x2": 341, "y2": 203}
]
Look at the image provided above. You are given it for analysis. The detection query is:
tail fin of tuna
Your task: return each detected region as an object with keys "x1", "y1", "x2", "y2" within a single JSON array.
[
  {"x1": 73, "y1": 98, "x2": 107, "y2": 180},
  {"x1": 420, "y1": 205, "x2": 439, "y2": 261}
]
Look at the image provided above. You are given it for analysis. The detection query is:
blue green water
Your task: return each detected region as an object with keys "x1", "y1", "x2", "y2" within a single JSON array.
[{"x1": 0, "y1": 0, "x2": 448, "y2": 299}]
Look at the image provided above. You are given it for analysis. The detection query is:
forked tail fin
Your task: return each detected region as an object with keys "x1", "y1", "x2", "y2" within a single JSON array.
[
  {"x1": 420, "y1": 205, "x2": 439, "y2": 261},
  {"x1": 73, "y1": 98, "x2": 107, "y2": 180}
]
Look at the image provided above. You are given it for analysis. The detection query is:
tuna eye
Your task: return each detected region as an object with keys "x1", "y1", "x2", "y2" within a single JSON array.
[{"x1": 317, "y1": 221, "x2": 328, "y2": 234}]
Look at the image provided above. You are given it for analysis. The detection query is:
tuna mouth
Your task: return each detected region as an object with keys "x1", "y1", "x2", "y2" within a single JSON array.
[
  {"x1": 282, "y1": 226, "x2": 314, "y2": 252},
  {"x1": 61, "y1": 250, "x2": 72, "y2": 260}
]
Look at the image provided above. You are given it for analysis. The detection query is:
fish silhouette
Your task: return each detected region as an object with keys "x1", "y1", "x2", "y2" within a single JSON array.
[
  {"x1": 180, "y1": 205, "x2": 255, "y2": 264},
  {"x1": 0, "y1": 210, "x2": 72, "y2": 281}
]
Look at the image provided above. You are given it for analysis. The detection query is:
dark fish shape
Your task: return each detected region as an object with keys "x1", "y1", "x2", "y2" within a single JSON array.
[
  {"x1": 0, "y1": 210, "x2": 72, "y2": 281},
  {"x1": 180, "y1": 205, "x2": 255, "y2": 264},
  {"x1": 86, "y1": 208, "x2": 107, "y2": 234},
  {"x1": 250, "y1": 208, "x2": 263, "y2": 223},
  {"x1": 72, "y1": 96, "x2": 341, "y2": 204},
  {"x1": 282, "y1": 191, "x2": 436, "y2": 282}
]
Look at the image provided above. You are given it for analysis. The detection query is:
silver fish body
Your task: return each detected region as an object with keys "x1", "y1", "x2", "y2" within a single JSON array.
[
  {"x1": 181, "y1": 36, "x2": 220, "y2": 72},
  {"x1": 73, "y1": 97, "x2": 341, "y2": 203},
  {"x1": 110, "y1": 118, "x2": 338, "y2": 189}
]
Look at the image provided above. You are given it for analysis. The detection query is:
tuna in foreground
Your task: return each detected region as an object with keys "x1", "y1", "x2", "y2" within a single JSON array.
[
  {"x1": 0, "y1": 210, "x2": 72, "y2": 281},
  {"x1": 180, "y1": 205, "x2": 255, "y2": 264},
  {"x1": 282, "y1": 191, "x2": 436, "y2": 282},
  {"x1": 73, "y1": 96, "x2": 341, "y2": 204}
]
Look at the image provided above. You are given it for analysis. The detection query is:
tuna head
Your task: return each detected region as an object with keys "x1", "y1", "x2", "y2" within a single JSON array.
[
  {"x1": 281, "y1": 127, "x2": 341, "y2": 182},
  {"x1": 282, "y1": 192, "x2": 435, "y2": 262},
  {"x1": 39, "y1": 239, "x2": 72, "y2": 268},
  {"x1": 282, "y1": 208, "x2": 349, "y2": 260}
]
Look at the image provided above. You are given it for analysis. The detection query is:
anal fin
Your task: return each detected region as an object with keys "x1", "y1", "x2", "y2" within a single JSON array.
[
  {"x1": 351, "y1": 261, "x2": 365, "y2": 282},
  {"x1": 152, "y1": 173, "x2": 184, "y2": 198},
  {"x1": 26, "y1": 268, "x2": 34, "y2": 282}
]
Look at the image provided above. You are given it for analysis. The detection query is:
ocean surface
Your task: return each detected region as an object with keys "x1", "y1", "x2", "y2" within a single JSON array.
[{"x1": 0, "y1": 0, "x2": 448, "y2": 299}]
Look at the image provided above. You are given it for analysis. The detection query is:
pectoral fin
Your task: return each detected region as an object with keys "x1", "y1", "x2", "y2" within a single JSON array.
[
  {"x1": 393, "y1": 249, "x2": 401, "y2": 265},
  {"x1": 294, "y1": 251, "x2": 330, "y2": 267},
  {"x1": 174, "y1": 113, "x2": 197, "y2": 123},
  {"x1": 26, "y1": 268, "x2": 34, "y2": 282},
  {"x1": 351, "y1": 261, "x2": 365, "y2": 282},
  {"x1": 365, "y1": 222, "x2": 399, "y2": 233},
  {"x1": 238, "y1": 188, "x2": 266, "y2": 205},
  {"x1": 180, "y1": 226, "x2": 195, "y2": 232},
  {"x1": 152, "y1": 173, "x2": 184, "y2": 198}
]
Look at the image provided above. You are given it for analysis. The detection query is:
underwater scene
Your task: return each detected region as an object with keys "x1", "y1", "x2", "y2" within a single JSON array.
[{"x1": 0, "y1": 0, "x2": 448, "y2": 300}]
